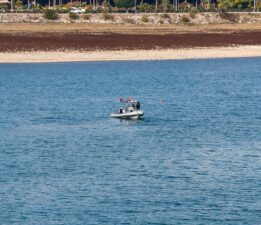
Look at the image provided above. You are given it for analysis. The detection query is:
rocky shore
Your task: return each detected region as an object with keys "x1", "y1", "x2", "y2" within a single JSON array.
[{"x1": 0, "y1": 12, "x2": 261, "y2": 25}]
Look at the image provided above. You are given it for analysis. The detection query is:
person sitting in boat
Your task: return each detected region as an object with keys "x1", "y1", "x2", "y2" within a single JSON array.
[{"x1": 118, "y1": 107, "x2": 123, "y2": 114}]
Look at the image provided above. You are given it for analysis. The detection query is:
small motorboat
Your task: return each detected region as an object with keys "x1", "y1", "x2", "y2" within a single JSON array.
[{"x1": 111, "y1": 98, "x2": 144, "y2": 120}]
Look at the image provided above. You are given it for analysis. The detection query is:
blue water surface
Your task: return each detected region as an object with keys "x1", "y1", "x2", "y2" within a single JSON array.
[{"x1": 0, "y1": 58, "x2": 261, "y2": 224}]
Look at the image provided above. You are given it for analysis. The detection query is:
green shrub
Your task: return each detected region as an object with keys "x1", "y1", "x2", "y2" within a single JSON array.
[
  {"x1": 43, "y1": 9, "x2": 59, "y2": 20},
  {"x1": 96, "y1": 7, "x2": 104, "y2": 13},
  {"x1": 69, "y1": 11, "x2": 79, "y2": 20},
  {"x1": 114, "y1": 0, "x2": 134, "y2": 8},
  {"x1": 160, "y1": 0, "x2": 171, "y2": 13},
  {"x1": 219, "y1": 12, "x2": 237, "y2": 22},
  {"x1": 139, "y1": 3, "x2": 154, "y2": 13},
  {"x1": 15, "y1": 0, "x2": 23, "y2": 10},
  {"x1": 160, "y1": 13, "x2": 170, "y2": 19},
  {"x1": 180, "y1": 15, "x2": 190, "y2": 24},
  {"x1": 141, "y1": 15, "x2": 149, "y2": 23},
  {"x1": 102, "y1": 13, "x2": 114, "y2": 20}
]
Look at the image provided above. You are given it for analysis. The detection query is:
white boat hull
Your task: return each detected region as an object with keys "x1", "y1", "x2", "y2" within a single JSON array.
[{"x1": 110, "y1": 110, "x2": 144, "y2": 120}]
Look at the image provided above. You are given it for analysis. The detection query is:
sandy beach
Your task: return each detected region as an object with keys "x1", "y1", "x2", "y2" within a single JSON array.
[{"x1": 1, "y1": 46, "x2": 261, "y2": 63}]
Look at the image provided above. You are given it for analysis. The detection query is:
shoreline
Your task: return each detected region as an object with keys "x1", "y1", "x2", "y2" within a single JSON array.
[
  {"x1": 1, "y1": 23, "x2": 261, "y2": 33},
  {"x1": 1, "y1": 46, "x2": 261, "y2": 63}
]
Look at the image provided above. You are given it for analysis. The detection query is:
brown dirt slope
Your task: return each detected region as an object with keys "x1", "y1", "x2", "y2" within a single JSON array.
[{"x1": 0, "y1": 31, "x2": 261, "y2": 52}]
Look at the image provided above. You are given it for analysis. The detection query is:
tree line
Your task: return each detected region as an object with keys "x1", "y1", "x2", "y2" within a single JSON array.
[{"x1": 5, "y1": 0, "x2": 261, "y2": 12}]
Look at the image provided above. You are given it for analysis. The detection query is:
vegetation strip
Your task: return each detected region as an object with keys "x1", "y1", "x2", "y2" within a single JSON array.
[{"x1": 0, "y1": 0, "x2": 261, "y2": 13}]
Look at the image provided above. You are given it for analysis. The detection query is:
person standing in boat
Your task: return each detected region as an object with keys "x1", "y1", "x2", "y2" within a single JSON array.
[{"x1": 136, "y1": 101, "x2": 140, "y2": 110}]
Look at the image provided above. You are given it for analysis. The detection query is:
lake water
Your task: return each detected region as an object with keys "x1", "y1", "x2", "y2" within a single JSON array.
[{"x1": 0, "y1": 58, "x2": 261, "y2": 224}]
